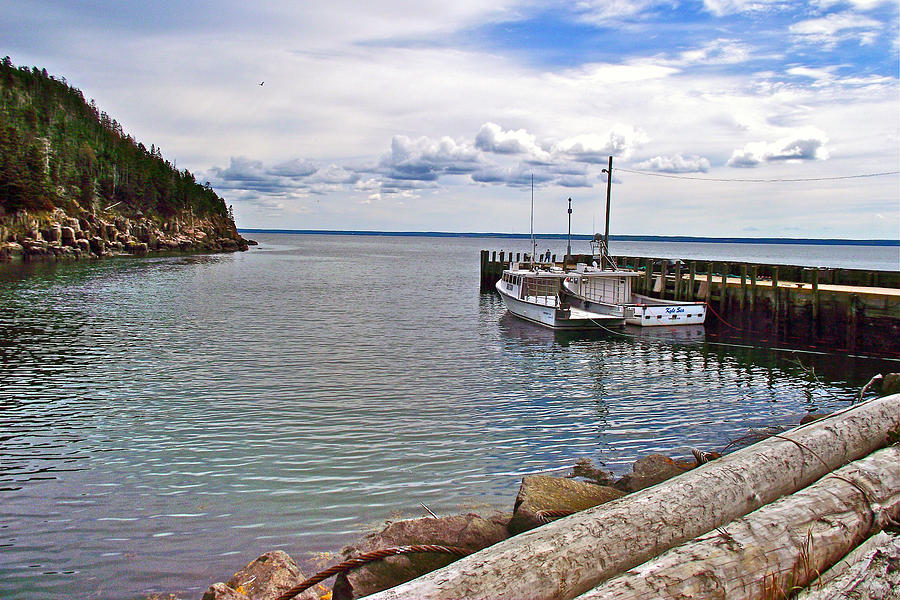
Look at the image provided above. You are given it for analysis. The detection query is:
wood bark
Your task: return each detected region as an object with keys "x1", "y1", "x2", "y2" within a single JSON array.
[
  {"x1": 573, "y1": 446, "x2": 900, "y2": 600},
  {"x1": 365, "y1": 394, "x2": 900, "y2": 600},
  {"x1": 796, "y1": 531, "x2": 900, "y2": 600}
]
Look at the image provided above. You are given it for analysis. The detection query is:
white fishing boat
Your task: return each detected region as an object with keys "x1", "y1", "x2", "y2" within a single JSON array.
[
  {"x1": 496, "y1": 264, "x2": 626, "y2": 329},
  {"x1": 559, "y1": 155, "x2": 707, "y2": 328},
  {"x1": 562, "y1": 264, "x2": 707, "y2": 327}
]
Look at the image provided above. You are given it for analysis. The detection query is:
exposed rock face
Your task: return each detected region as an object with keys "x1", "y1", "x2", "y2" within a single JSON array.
[
  {"x1": 614, "y1": 453, "x2": 690, "y2": 493},
  {"x1": 508, "y1": 475, "x2": 625, "y2": 535},
  {"x1": 882, "y1": 373, "x2": 900, "y2": 396},
  {"x1": 61, "y1": 226, "x2": 76, "y2": 246},
  {"x1": 202, "y1": 551, "x2": 316, "y2": 600},
  {"x1": 0, "y1": 209, "x2": 250, "y2": 262},
  {"x1": 201, "y1": 583, "x2": 250, "y2": 600},
  {"x1": 333, "y1": 514, "x2": 509, "y2": 600}
]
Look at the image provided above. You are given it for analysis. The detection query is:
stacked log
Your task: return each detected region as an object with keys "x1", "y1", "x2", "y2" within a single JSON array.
[{"x1": 365, "y1": 394, "x2": 900, "y2": 600}]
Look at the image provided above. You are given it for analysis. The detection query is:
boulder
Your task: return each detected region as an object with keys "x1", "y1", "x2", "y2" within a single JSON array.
[
  {"x1": 508, "y1": 475, "x2": 625, "y2": 535},
  {"x1": 570, "y1": 457, "x2": 615, "y2": 486},
  {"x1": 89, "y1": 236, "x2": 105, "y2": 256},
  {"x1": 201, "y1": 583, "x2": 250, "y2": 600},
  {"x1": 65, "y1": 217, "x2": 81, "y2": 232},
  {"x1": 615, "y1": 454, "x2": 689, "y2": 493},
  {"x1": 61, "y1": 226, "x2": 77, "y2": 246},
  {"x1": 334, "y1": 514, "x2": 509, "y2": 600},
  {"x1": 882, "y1": 373, "x2": 900, "y2": 396},
  {"x1": 43, "y1": 225, "x2": 61, "y2": 242},
  {"x1": 105, "y1": 223, "x2": 118, "y2": 240},
  {"x1": 800, "y1": 412, "x2": 831, "y2": 425},
  {"x1": 223, "y1": 550, "x2": 315, "y2": 600},
  {"x1": 0, "y1": 242, "x2": 24, "y2": 259},
  {"x1": 75, "y1": 238, "x2": 91, "y2": 254}
]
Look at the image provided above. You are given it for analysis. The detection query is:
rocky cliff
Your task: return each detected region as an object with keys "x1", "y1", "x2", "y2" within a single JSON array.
[{"x1": 0, "y1": 207, "x2": 252, "y2": 261}]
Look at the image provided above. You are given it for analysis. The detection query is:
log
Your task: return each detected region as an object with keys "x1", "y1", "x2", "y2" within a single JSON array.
[
  {"x1": 365, "y1": 395, "x2": 900, "y2": 600},
  {"x1": 573, "y1": 446, "x2": 900, "y2": 600},
  {"x1": 796, "y1": 531, "x2": 900, "y2": 600}
]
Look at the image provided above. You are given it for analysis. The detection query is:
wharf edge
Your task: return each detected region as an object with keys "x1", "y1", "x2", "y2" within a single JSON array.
[{"x1": 480, "y1": 250, "x2": 900, "y2": 358}]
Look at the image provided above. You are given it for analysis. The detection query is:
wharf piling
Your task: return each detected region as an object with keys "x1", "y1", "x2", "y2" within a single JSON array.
[{"x1": 480, "y1": 250, "x2": 900, "y2": 357}]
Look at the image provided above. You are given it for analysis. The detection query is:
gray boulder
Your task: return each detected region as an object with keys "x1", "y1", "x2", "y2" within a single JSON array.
[
  {"x1": 615, "y1": 454, "x2": 690, "y2": 493},
  {"x1": 508, "y1": 475, "x2": 625, "y2": 535},
  {"x1": 61, "y1": 226, "x2": 76, "y2": 246},
  {"x1": 201, "y1": 583, "x2": 250, "y2": 600},
  {"x1": 334, "y1": 514, "x2": 509, "y2": 600},
  {"x1": 882, "y1": 373, "x2": 900, "y2": 396},
  {"x1": 202, "y1": 550, "x2": 315, "y2": 600}
]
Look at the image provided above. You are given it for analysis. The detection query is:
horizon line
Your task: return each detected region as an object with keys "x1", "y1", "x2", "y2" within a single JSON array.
[{"x1": 237, "y1": 228, "x2": 900, "y2": 247}]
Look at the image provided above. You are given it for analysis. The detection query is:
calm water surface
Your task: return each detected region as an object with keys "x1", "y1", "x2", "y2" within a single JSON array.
[{"x1": 1, "y1": 233, "x2": 897, "y2": 599}]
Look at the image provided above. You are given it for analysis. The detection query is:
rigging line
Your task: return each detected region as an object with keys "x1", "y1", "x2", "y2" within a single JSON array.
[{"x1": 614, "y1": 168, "x2": 900, "y2": 183}]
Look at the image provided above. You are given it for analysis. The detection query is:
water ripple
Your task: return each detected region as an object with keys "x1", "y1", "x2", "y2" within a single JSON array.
[{"x1": 0, "y1": 234, "x2": 894, "y2": 599}]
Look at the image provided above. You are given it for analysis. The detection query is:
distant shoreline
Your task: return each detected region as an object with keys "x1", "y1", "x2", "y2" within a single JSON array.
[{"x1": 238, "y1": 228, "x2": 899, "y2": 247}]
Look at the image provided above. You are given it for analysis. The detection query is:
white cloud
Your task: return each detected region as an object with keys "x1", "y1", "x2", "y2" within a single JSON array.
[
  {"x1": 701, "y1": 0, "x2": 789, "y2": 16},
  {"x1": 789, "y1": 12, "x2": 882, "y2": 47},
  {"x1": 726, "y1": 129, "x2": 830, "y2": 167},
  {"x1": 813, "y1": 0, "x2": 894, "y2": 10},
  {"x1": 474, "y1": 123, "x2": 552, "y2": 162},
  {"x1": 573, "y1": 0, "x2": 662, "y2": 24},
  {"x1": 669, "y1": 39, "x2": 752, "y2": 67},
  {"x1": 382, "y1": 134, "x2": 483, "y2": 181},
  {"x1": 555, "y1": 126, "x2": 649, "y2": 163},
  {"x1": 635, "y1": 154, "x2": 712, "y2": 172}
]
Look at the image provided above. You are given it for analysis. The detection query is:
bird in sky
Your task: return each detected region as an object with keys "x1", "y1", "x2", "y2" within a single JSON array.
[{"x1": 259, "y1": 81, "x2": 264, "y2": 86}]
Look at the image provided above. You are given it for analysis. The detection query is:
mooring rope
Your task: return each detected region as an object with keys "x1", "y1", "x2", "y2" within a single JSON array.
[
  {"x1": 274, "y1": 545, "x2": 473, "y2": 600},
  {"x1": 704, "y1": 300, "x2": 744, "y2": 331}
]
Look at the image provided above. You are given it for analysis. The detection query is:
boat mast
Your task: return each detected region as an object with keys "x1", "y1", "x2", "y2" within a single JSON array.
[
  {"x1": 601, "y1": 156, "x2": 617, "y2": 270},
  {"x1": 530, "y1": 172, "x2": 536, "y2": 269}
]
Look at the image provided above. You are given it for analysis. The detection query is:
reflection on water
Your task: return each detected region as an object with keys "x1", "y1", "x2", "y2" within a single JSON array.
[{"x1": 0, "y1": 234, "x2": 895, "y2": 600}]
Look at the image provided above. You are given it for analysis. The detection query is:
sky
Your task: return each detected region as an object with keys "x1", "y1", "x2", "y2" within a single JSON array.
[{"x1": 2, "y1": 0, "x2": 899, "y2": 239}]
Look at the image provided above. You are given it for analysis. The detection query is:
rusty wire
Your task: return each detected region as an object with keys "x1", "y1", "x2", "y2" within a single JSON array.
[
  {"x1": 535, "y1": 509, "x2": 577, "y2": 523},
  {"x1": 274, "y1": 544, "x2": 473, "y2": 600}
]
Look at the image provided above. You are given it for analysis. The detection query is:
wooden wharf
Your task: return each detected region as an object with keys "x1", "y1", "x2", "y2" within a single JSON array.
[{"x1": 480, "y1": 250, "x2": 900, "y2": 357}]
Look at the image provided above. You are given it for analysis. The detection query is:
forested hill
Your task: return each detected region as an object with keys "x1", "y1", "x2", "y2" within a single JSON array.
[{"x1": 0, "y1": 57, "x2": 249, "y2": 259}]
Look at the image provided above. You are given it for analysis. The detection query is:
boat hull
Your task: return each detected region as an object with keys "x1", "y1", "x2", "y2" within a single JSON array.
[
  {"x1": 623, "y1": 294, "x2": 707, "y2": 327},
  {"x1": 496, "y1": 280, "x2": 623, "y2": 329}
]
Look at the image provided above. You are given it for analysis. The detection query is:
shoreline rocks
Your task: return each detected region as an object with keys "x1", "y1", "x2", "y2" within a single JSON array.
[{"x1": 0, "y1": 208, "x2": 252, "y2": 262}]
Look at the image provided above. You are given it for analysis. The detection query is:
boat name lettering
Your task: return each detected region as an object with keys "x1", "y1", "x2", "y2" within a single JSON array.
[{"x1": 665, "y1": 307, "x2": 685, "y2": 314}]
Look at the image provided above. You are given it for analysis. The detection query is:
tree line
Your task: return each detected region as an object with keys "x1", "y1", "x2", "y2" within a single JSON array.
[{"x1": 0, "y1": 57, "x2": 228, "y2": 220}]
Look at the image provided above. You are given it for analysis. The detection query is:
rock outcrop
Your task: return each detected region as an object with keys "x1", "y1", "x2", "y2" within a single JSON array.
[
  {"x1": 202, "y1": 551, "x2": 316, "y2": 600},
  {"x1": 333, "y1": 514, "x2": 509, "y2": 600},
  {"x1": 508, "y1": 475, "x2": 625, "y2": 534},
  {"x1": 0, "y1": 208, "x2": 251, "y2": 262}
]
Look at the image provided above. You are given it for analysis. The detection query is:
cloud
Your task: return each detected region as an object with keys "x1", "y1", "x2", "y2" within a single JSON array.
[
  {"x1": 701, "y1": 0, "x2": 789, "y2": 16},
  {"x1": 669, "y1": 39, "x2": 752, "y2": 67},
  {"x1": 726, "y1": 130, "x2": 830, "y2": 167},
  {"x1": 572, "y1": 0, "x2": 662, "y2": 24},
  {"x1": 475, "y1": 122, "x2": 552, "y2": 162},
  {"x1": 635, "y1": 154, "x2": 712, "y2": 173},
  {"x1": 381, "y1": 134, "x2": 483, "y2": 181},
  {"x1": 555, "y1": 126, "x2": 648, "y2": 163},
  {"x1": 789, "y1": 12, "x2": 882, "y2": 47},
  {"x1": 269, "y1": 158, "x2": 318, "y2": 178}
]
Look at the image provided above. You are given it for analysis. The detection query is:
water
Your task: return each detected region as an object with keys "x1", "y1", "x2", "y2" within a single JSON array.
[{"x1": 0, "y1": 233, "x2": 897, "y2": 599}]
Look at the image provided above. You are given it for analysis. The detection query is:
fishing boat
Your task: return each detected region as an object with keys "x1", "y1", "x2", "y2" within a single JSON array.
[
  {"x1": 558, "y1": 156, "x2": 707, "y2": 327},
  {"x1": 496, "y1": 263, "x2": 626, "y2": 329},
  {"x1": 562, "y1": 262, "x2": 707, "y2": 327}
]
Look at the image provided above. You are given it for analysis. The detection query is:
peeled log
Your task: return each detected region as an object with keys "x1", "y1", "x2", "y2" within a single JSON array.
[
  {"x1": 366, "y1": 394, "x2": 900, "y2": 600},
  {"x1": 574, "y1": 446, "x2": 900, "y2": 600}
]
